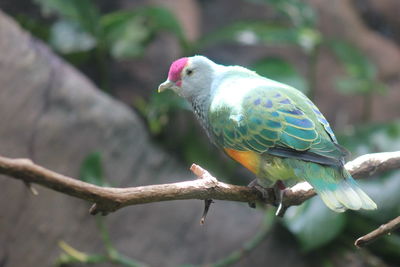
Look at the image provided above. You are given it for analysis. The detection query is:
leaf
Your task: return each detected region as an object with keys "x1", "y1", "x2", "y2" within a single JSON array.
[
  {"x1": 252, "y1": 57, "x2": 308, "y2": 93},
  {"x1": 240, "y1": 0, "x2": 320, "y2": 52},
  {"x1": 247, "y1": 0, "x2": 317, "y2": 28},
  {"x1": 268, "y1": 0, "x2": 316, "y2": 28},
  {"x1": 80, "y1": 152, "x2": 106, "y2": 186},
  {"x1": 335, "y1": 77, "x2": 372, "y2": 95},
  {"x1": 296, "y1": 27, "x2": 321, "y2": 53},
  {"x1": 100, "y1": 7, "x2": 187, "y2": 59},
  {"x1": 198, "y1": 22, "x2": 298, "y2": 48},
  {"x1": 338, "y1": 120, "x2": 400, "y2": 155},
  {"x1": 283, "y1": 197, "x2": 346, "y2": 251},
  {"x1": 103, "y1": 16, "x2": 149, "y2": 59},
  {"x1": 35, "y1": 0, "x2": 101, "y2": 36},
  {"x1": 330, "y1": 40, "x2": 374, "y2": 79},
  {"x1": 15, "y1": 14, "x2": 50, "y2": 41},
  {"x1": 330, "y1": 40, "x2": 387, "y2": 95},
  {"x1": 133, "y1": 91, "x2": 189, "y2": 135},
  {"x1": 138, "y1": 7, "x2": 186, "y2": 43},
  {"x1": 50, "y1": 20, "x2": 97, "y2": 53},
  {"x1": 198, "y1": 21, "x2": 320, "y2": 53}
]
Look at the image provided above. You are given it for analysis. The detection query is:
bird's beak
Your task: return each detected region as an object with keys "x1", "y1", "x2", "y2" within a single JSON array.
[{"x1": 158, "y1": 80, "x2": 175, "y2": 93}]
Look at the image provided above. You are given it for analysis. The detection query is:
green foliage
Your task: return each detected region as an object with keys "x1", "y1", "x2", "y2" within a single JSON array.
[
  {"x1": 79, "y1": 152, "x2": 107, "y2": 186},
  {"x1": 330, "y1": 40, "x2": 386, "y2": 96},
  {"x1": 181, "y1": 130, "x2": 237, "y2": 183},
  {"x1": 56, "y1": 229, "x2": 147, "y2": 267},
  {"x1": 33, "y1": 0, "x2": 187, "y2": 91},
  {"x1": 199, "y1": 22, "x2": 299, "y2": 47},
  {"x1": 101, "y1": 15, "x2": 149, "y2": 59},
  {"x1": 267, "y1": 0, "x2": 317, "y2": 28},
  {"x1": 283, "y1": 198, "x2": 346, "y2": 251},
  {"x1": 247, "y1": 0, "x2": 316, "y2": 28},
  {"x1": 35, "y1": 0, "x2": 101, "y2": 36},
  {"x1": 240, "y1": 0, "x2": 321, "y2": 52},
  {"x1": 130, "y1": 7, "x2": 186, "y2": 46},
  {"x1": 50, "y1": 20, "x2": 97, "y2": 53},
  {"x1": 198, "y1": 21, "x2": 321, "y2": 53},
  {"x1": 134, "y1": 91, "x2": 189, "y2": 135},
  {"x1": 15, "y1": 14, "x2": 50, "y2": 41},
  {"x1": 339, "y1": 121, "x2": 400, "y2": 156},
  {"x1": 100, "y1": 7, "x2": 187, "y2": 59},
  {"x1": 252, "y1": 57, "x2": 308, "y2": 93},
  {"x1": 35, "y1": 0, "x2": 186, "y2": 59}
]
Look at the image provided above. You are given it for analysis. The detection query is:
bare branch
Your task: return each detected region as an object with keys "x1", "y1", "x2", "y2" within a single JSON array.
[
  {"x1": 0, "y1": 156, "x2": 261, "y2": 214},
  {"x1": 0, "y1": 152, "x2": 399, "y2": 216},
  {"x1": 345, "y1": 151, "x2": 400, "y2": 178},
  {"x1": 355, "y1": 216, "x2": 400, "y2": 247}
]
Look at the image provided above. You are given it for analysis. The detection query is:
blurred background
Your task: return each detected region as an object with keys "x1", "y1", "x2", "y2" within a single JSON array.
[{"x1": 0, "y1": 0, "x2": 399, "y2": 266}]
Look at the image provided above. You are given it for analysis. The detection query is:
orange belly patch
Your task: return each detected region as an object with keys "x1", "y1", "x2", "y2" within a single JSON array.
[{"x1": 224, "y1": 148, "x2": 260, "y2": 174}]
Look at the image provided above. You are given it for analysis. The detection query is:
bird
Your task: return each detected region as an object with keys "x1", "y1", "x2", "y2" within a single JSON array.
[{"x1": 158, "y1": 55, "x2": 377, "y2": 214}]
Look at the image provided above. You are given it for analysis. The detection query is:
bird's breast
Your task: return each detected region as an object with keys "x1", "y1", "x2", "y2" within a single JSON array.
[{"x1": 224, "y1": 148, "x2": 260, "y2": 174}]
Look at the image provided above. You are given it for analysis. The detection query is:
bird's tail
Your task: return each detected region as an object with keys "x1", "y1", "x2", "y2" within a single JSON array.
[{"x1": 305, "y1": 168, "x2": 377, "y2": 212}]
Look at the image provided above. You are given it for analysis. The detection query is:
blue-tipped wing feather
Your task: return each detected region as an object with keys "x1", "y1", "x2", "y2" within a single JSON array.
[{"x1": 210, "y1": 85, "x2": 347, "y2": 167}]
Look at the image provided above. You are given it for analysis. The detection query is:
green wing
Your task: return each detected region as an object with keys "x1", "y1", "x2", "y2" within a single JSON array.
[{"x1": 209, "y1": 85, "x2": 346, "y2": 166}]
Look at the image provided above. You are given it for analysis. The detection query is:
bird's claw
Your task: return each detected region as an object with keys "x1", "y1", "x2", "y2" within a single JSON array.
[
  {"x1": 273, "y1": 180, "x2": 289, "y2": 217},
  {"x1": 247, "y1": 179, "x2": 268, "y2": 208},
  {"x1": 247, "y1": 179, "x2": 289, "y2": 216}
]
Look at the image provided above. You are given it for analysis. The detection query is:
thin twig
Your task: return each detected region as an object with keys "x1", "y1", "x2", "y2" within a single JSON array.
[
  {"x1": 200, "y1": 199, "x2": 213, "y2": 225},
  {"x1": 355, "y1": 216, "x2": 400, "y2": 247}
]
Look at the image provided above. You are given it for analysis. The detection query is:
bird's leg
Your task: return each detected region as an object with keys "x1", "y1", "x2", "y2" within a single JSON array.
[{"x1": 273, "y1": 180, "x2": 289, "y2": 217}]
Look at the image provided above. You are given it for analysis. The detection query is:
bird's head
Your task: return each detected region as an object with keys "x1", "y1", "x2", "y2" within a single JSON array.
[{"x1": 158, "y1": 55, "x2": 216, "y2": 99}]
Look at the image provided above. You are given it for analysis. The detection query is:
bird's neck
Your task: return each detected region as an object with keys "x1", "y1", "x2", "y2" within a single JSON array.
[{"x1": 190, "y1": 92, "x2": 213, "y2": 138}]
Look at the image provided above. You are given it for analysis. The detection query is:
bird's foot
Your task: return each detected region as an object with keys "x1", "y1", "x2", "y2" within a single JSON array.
[
  {"x1": 247, "y1": 179, "x2": 269, "y2": 208},
  {"x1": 273, "y1": 180, "x2": 289, "y2": 217}
]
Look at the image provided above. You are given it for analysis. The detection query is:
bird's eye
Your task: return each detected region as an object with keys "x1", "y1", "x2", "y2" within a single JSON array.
[{"x1": 186, "y1": 69, "x2": 194, "y2": 76}]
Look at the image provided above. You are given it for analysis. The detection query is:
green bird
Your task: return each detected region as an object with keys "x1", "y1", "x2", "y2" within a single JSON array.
[{"x1": 158, "y1": 55, "x2": 377, "y2": 213}]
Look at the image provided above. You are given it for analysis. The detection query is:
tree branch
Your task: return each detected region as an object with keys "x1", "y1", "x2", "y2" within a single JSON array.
[
  {"x1": 1, "y1": 152, "x2": 400, "y2": 246},
  {"x1": 355, "y1": 216, "x2": 400, "y2": 247},
  {"x1": 0, "y1": 151, "x2": 399, "y2": 215}
]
